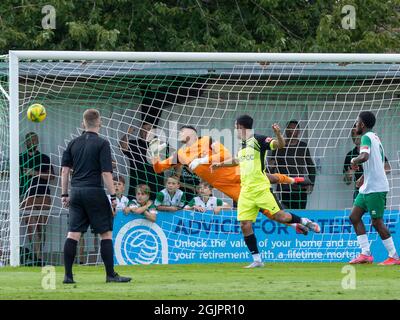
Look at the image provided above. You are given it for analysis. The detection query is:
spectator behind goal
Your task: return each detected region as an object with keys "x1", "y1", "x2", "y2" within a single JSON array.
[
  {"x1": 125, "y1": 184, "x2": 157, "y2": 222},
  {"x1": 269, "y1": 120, "x2": 316, "y2": 209},
  {"x1": 154, "y1": 175, "x2": 186, "y2": 212},
  {"x1": 184, "y1": 181, "x2": 230, "y2": 214}
]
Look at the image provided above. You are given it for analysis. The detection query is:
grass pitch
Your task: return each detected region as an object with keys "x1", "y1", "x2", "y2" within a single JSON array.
[{"x1": 1, "y1": 263, "x2": 399, "y2": 300}]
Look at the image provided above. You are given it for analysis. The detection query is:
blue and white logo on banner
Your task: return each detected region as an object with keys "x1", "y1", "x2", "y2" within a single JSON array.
[{"x1": 114, "y1": 218, "x2": 168, "y2": 265}]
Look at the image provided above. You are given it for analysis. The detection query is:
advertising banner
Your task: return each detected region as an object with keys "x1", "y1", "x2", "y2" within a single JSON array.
[{"x1": 113, "y1": 210, "x2": 399, "y2": 264}]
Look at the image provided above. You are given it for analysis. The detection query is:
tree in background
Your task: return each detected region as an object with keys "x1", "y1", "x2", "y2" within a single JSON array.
[{"x1": 0, "y1": 0, "x2": 399, "y2": 54}]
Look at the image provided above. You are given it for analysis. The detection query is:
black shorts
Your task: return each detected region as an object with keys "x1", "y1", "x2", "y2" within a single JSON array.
[{"x1": 68, "y1": 187, "x2": 113, "y2": 234}]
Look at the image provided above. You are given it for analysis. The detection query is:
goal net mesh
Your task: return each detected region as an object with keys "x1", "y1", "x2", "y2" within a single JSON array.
[
  {"x1": 1, "y1": 56, "x2": 400, "y2": 266},
  {"x1": 0, "y1": 56, "x2": 9, "y2": 267}
]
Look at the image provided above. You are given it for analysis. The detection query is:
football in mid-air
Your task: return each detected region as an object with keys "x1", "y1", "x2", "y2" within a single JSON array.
[{"x1": 27, "y1": 103, "x2": 46, "y2": 122}]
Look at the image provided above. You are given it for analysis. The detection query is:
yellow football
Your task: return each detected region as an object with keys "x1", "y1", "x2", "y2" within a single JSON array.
[{"x1": 27, "y1": 103, "x2": 46, "y2": 123}]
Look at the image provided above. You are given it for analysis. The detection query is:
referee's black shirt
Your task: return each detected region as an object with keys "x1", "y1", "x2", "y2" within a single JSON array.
[{"x1": 61, "y1": 131, "x2": 113, "y2": 188}]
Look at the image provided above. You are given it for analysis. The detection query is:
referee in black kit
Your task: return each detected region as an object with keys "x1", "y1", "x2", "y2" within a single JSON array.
[{"x1": 61, "y1": 109, "x2": 131, "y2": 284}]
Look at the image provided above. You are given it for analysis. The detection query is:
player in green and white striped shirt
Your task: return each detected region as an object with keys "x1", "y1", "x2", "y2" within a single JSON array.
[
  {"x1": 349, "y1": 111, "x2": 400, "y2": 265},
  {"x1": 184, "y1": 181, "x2": 230, "y2": 214},
  {"x1": 154, "y1": 176, "x2": 186, "y2": 212}
]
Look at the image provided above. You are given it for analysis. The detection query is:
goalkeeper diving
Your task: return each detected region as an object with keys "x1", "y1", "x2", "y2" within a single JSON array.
[{"x1": 148, "y1": 124, "x2": 314, "y2": 236}]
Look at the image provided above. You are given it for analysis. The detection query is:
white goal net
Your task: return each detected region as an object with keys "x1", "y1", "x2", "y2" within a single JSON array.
[{"x1": 1, "y1": 52, "x2": 400, "y2": 266}]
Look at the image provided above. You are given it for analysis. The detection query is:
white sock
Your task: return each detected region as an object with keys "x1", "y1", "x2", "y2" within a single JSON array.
[
  {"x1": 290, "y1": 223, "x2": 297, "y2": 230},
  {"x1": 252, "y1": 253, "x2": 261, "y2": 263},
  {"x1": 357, "y1": 234, "x2": 371, "y2": 256},
  {"x1": 300, "y1": 218, "x2": 310, "y2": 225},
  {"x1": 382, "y1": 237, "x2": 398, "y2": 259}
]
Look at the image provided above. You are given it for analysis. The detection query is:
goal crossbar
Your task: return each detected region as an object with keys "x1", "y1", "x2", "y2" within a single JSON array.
[{"x1": 9, "y1": 51, "x2": 400, "y2": 63}]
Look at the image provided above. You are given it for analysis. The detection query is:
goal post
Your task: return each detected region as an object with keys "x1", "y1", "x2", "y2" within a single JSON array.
[
  {"x1": 9, "y1": 52, "x2": 20, "y2": 267},
  {"x1": 3, "y1": 51, "x2": 400, "y2": 267}
]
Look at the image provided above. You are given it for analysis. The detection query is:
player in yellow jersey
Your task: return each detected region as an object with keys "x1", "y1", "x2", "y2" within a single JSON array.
[
  {"x1": 214, "y1": 115, "x2": 320, "y2": 268},
  {"x1": 150, "y1": 125, "x2": 309, "y2": 234}
]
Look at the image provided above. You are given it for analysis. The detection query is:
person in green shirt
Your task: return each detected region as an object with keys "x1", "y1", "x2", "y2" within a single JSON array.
[
  {"x1": 154, "y1": 176, "x2": 186, "y2": 212},
  {"x1": 126, "y1": 184, "x2": 157, "y2": 223},
  {"x1": 184, "y1": 181, "x2": 230, "y2": 214}
]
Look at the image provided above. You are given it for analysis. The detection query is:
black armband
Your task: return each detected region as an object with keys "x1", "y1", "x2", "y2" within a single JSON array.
[
  {"x1": 61, "y1": 193, "x2": 69, "y2": 197},
  {"x1": 110, "y1": 194, "x2": 117, "y2": 201}
]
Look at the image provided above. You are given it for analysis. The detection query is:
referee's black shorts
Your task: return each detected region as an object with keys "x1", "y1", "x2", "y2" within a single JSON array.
[{"x1": 68, "y1": 187, "x2": 113, "y2": 234}]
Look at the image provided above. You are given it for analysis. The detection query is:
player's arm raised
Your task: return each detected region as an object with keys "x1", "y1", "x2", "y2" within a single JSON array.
[{"x1": 270, "y1": 123, "x2": 285, "y2": 150}]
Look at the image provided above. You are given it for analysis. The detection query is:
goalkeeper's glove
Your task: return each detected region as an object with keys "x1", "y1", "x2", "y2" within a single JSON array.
[
  {"x1": 189, "y1": 157, "x2": 209, "y2": 170},
  {"x1": 148, "y1": 138, "x2": 166, "y2": 158}
]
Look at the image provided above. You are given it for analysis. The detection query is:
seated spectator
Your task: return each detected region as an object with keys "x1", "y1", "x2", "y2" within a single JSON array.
[
  {"x1": 107, "y1": 175, "x2": 130, "y2": 216},
  {"x1": 126, "y1": 184, "x2": 157, "y2": 222},
  {"x1": 19, "y1": 132, "x2": 55, "y2": 266},
  {"x1": 154, "y1": 176, "x2": 186, "y2": 212},
  {"x1": 184, "y1": 181, "x2": 230, "y2": 214},
  {"x1": 343, "y1": 124, "x2": 391, "y2": 200}
]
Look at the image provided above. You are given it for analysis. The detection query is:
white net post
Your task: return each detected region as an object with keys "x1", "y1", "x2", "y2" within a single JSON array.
[{"x1": 9, "y1": 52, "x2": 20, "y2": 267}]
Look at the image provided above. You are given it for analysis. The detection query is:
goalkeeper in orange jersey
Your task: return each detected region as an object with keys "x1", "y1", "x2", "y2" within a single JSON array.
[{"x1": 149, "y1": 125, "x2": 309, "y2": 234}]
